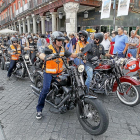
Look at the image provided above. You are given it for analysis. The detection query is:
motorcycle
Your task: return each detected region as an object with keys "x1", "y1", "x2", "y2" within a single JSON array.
[
  {"x1": 0, "y1": 47, "x2": 10, "y2": 70},
  {"x1": 6, "y1": 50, "x2": 36, "y2": 83},
  {"x1": 31, "y1": 52, "x2": 109, "y2": 135},
  {"x1": 89, "y1": 55, "x2": 140, "y2": 107}
]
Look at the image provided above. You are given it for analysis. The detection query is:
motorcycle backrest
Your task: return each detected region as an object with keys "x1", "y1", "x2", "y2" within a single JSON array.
[{"x1": 91, "y1": 56, "x2": 98, "y2": 61}]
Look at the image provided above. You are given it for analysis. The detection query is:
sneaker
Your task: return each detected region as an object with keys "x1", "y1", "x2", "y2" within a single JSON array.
[
  {"x1": 7, "y1": 77, "x2": 10, "y2": 81},
  {"x1": 36, "y1": 112, "x2": 42, "y2": 120}
]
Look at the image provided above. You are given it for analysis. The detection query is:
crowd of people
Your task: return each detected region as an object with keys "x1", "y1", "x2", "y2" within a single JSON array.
[{"x1": 0, "y1": 26, "x2": 140, "y2": 118}]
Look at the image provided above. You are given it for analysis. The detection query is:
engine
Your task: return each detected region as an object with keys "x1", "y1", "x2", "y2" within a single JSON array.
[{"x1": 92, "y1": 72, "x2": 109, "y2": 90}]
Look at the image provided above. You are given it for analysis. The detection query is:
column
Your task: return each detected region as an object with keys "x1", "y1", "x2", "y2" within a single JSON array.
[
  {"x1": 18, "y1": 20, "x2": 22, "y2": 34},
  {"x1": 51, "y1": 12, "x2": 57, "y2": 32},
  {"x1": 63, "y1": 2, "x2": 79, "y2": 35},
  {"x1": 57, "y1": 17, "x2": 59, "y2": 31},
  {"x1": 22, "y1": 18, "x2": 26, "y2": 33},
  {"x1": 32, "y1": 14, "x2": 37, "y2": 34},
  {"x1": 40, "y1": 16, "x2": 46, "y2": 34},
  {"x1": 26, "y1": 16, "x2": 31, "y2": 33},
  {"x1": 14, "y1": 22, "x2": 16, "y2": 31}
]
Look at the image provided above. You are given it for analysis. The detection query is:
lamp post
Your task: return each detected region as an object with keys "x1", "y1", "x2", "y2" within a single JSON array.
[{"x1": 113, "y1": 0, "x2": 117, "y2": 31}]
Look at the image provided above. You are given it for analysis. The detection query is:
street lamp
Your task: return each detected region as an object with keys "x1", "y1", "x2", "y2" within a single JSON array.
[
  {"x1": 46, "y1": 15, "x2": 50, "y2": 21},
  {"x1": 84, "y1": 10, "x2": 88, "y2": 19},
  {"x1": 59, "y1": 11, "x2": 63, "y2": 19}
]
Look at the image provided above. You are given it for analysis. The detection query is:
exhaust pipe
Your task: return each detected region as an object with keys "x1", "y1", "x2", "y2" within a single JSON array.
[{"x1": 31, "y1": 85, "x2": 40, "y2": 94}]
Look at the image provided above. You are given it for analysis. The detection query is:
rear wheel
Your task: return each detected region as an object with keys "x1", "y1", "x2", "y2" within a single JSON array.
[
  {"x1": 77, "y1": 98, "x2": 109, "y2": 135},
  {"x1": 116, "y1": 82, "x2": 140, "y2": 106}
]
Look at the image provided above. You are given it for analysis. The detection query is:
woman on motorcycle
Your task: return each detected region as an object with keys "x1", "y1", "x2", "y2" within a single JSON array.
[
  {"x1": 74, "y1": 30, "x2": 89, "y2": 65},
  {"x1": 24, "y1": 35, "x2": 36, "y2": 64},
  {"x1": 7, "y1": 37, "x2": 21, "y2": 80}
]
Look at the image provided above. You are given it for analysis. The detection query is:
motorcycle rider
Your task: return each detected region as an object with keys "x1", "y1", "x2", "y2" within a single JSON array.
[
  {"x1": 7, "y1": 37, "x2": 21, "y2": 79},
  {"x1": 79, "y1": 33, "x2": 113, "y2": 92},
  {"x1": 74, "y1": 30, "x2": 89, "y2": 65},
  {"x1": 3, "y1": 36, "x2": 9, "y2": 47},
  {"x1": 24, "y1": 35, "x2": 36, "y2": 64},
  {"x1": 0, "y1": 40, "x2": 6, "y2": 49},
  {"x1": 36, "y1": 31, "x2": 78, "y2": 119}
]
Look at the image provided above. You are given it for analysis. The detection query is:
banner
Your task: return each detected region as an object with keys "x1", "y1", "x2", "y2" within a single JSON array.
[
  {"x1": 101, "y1": 0, "x2": 111, "y2": 19},
  {"x1": 117, "y1": 0, "x2": 130, "y2": 17}
]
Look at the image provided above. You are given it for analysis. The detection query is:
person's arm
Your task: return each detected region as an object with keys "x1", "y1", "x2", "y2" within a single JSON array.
[
  {"x1": 123, "y1": 36, "x2": 129, "y2": 54},
  {"x1": 134, "y1": 26, "x2": 139, "y2": 36},
  {"x1": 123, "y1": 43, "x2": 129, "y2": 54},
  {"x1": 75, "y1": 43, "x2": 80, "y2": 53},
  {"x1": 136, "y1": 46, "x2": 140, "y2": 58},
  {"x1": 108, "y1": 45, "x2": 111, "y2": 54},
  {"x1": 108, "y1": 36, "x2": 112, "y2": 42}
]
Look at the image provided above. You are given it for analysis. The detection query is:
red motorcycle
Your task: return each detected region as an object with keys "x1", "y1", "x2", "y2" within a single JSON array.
[{"x1": 89, "y1": 54, "x2": 140, "y2": 106}]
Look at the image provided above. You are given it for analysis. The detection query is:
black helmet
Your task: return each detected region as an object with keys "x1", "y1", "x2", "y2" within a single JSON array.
[
  {"x1": 27, "y1": 35, "x2": 32, "y2": 39},
  {"x1": 51, "y1": 31, "x2": 65, "y2": 43},
  {"x1": 39, "y1": 34, "x2": 46, "y2": 38},
  {"x1": 11, "y1": 37, "x2": 18, "y2": 43},
  {"x1": 79, "y1": 30, "x2": 88, "y2": 41},
  {"x1": 33, "y1": 36, "x2": 38, "y2": 40},
  {"x1": 94, "y1": 33, "x2": 104, "y2": 44}
]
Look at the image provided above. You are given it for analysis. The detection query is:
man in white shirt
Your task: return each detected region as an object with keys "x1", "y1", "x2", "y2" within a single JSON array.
[{"x1": 101, "y1": 33, "x2": 110, "y2": 59}]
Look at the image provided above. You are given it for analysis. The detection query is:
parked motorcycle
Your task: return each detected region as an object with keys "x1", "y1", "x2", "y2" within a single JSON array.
[
  {"x1": 31, "y1": 52, "x2": 109, "y2": 135},
  {"x1": 89, "y1": 55, "x2": 140, "y2": 107}
]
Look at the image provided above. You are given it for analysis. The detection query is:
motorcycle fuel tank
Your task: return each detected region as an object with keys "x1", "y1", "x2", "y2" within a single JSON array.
[{"x1": 94, "y1": 65, "x2": 111, "y2": 70}]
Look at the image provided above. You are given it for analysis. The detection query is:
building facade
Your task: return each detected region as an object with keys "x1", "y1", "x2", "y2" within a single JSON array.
[{"x1": 0, "y1": 0, "x2": 139, "y2": 35}]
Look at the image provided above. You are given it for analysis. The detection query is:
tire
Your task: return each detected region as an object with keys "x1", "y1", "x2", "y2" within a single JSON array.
[
  {"x1": 34, "y1": 74, "x2": 43, "y2": 91},
  {"x1": 116, "y1": 82, "x2": 140, "y2": 106},
  {"x1": 76, "y1": 98, "x2": 109, "y2": 135},
  {"x1": 1, "y1": 58, "x2": 5, "y2": 70}
]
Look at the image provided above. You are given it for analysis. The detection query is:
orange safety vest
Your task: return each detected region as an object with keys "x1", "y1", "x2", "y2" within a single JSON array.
[
  {"x1": 75, "y1": 41, "x2": 89, "y2": 54},
  {"x1": 46, "y1": 45, "x2": 65, "y2": 74},
  {"x1": 10, "y1": 45, "x2": 21, "y2": 60}
]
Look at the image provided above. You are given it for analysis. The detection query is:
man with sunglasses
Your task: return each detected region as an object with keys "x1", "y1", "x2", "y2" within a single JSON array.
[
  {"x1": 36, "y1": 31, "x2": 78, "y2": 119},
  {"x1": 80, "y1": 33, "x2": 112, "y2": 92},
  {"x1": 7, "y1": 37, "x2": 21, "y2": 80}
]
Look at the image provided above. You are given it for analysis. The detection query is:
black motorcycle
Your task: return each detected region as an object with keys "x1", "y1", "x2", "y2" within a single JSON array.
[
  {"x1": 31, "y1": 52, "x2": 109, "y2": 135},
  {"x1": 6, "y1": 51, "x2": 36, "y2": 83}
]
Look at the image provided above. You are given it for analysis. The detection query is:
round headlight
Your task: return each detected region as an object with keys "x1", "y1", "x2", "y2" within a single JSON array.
[
  {"x1": 25, "y1": 54, "x2": 29, "y2": 59},
  {"x1": 16, "y1": 62, "x2": 21, "y2": 68},
  {"x1": 78, "y1": 65, "x2": 85, "y2": 73}
]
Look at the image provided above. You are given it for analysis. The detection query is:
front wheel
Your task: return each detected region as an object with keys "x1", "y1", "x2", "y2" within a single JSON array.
[
  {"x1": 116, "y1": 82, "x2": 140, "y2": 106},
  {"x1": 1, "y1": 57, "x2": 5, "y2": 70},
  {"x1": 76, "y1": 98, "x2": 109, "y2": 135}
]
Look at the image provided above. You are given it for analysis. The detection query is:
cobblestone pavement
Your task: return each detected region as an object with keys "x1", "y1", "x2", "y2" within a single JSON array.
[{"x1": 0, "y1": 69, "x2": 140, "y2": 140}]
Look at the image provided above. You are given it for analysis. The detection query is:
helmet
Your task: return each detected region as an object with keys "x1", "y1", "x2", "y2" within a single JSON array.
[
  {"x1": 127, "y1": 53, "x2": 133, "y2": 58},
  {"x1": 11, "y1": 37, "x2": 18, "y2": 43},
  {"x1": 79, "y1": 30, "x2": 88, "y2": 41},
  {"x1": 51, "y1": 31, "x2": 65, "y2": 43},
  {"x1": 39, "y1": 34, "x2": 46, "y2": 38},
  {"x1": 94, "y1": 33, "x2": 104, "y2": 44},
  {"x1": 33, "y1": 36, "x2": 38, "y2": 40},
  {"x1": 27, "y1": 35, "x2": 32, "y2": 39}
]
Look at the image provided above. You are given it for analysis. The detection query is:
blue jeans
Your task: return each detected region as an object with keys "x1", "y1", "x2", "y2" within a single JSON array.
[
  {"x1": 36, "y1": 72, "x2": 52, "y2": 112},
  {"x1": 7, "y1": 60, "x2": 16, "y2": 77},
  {"x1": 85, "y1": 65, "x2": 93, "y2": 91},
  {"x1": 74, "y1": 58, "x2": 84, "y2": 65},
  {"x1": 127, "y1": 48, "x2": 137, "y2": 58}
]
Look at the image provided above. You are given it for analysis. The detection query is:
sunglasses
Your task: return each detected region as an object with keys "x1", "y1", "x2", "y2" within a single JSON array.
[{"x1": 94, "y1": 38, "x2": 99, "y2": 41}]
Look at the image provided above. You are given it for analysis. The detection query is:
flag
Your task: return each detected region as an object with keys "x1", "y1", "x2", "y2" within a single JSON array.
[
  {"x1": 117, "y1": 0, "x2": 130, "y2": 17},
  {"x1": 101, "y1": 0, "x2": 111, "y2": 19}
]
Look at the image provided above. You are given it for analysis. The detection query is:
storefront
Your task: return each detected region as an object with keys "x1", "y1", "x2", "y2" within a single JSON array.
[{"x1": 77, "y1": 8, "x2": 140, "y2": 35}]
